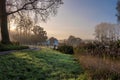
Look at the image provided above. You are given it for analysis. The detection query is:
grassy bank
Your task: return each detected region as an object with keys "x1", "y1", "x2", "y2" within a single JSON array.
[
  {"x1": 0, "y1": 48, "x2": 84, "y2": 80},
  {"x1": 0, "y1": 44, "x2": 29, "y2": 51}
]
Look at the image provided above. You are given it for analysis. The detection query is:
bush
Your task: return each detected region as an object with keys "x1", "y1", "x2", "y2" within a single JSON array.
[{"x1": 57, "y1": 45, "x2": 74, "y2": 54}]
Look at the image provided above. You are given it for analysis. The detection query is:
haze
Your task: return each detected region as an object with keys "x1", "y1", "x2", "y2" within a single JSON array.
[{"x1": 41, "y1": 0, "x2": 117, "y2": 40}]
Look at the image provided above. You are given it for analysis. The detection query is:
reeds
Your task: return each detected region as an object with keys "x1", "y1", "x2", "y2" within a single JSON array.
[{"x1": 74, "y1": 53, "x2": 120, "y2": 80}]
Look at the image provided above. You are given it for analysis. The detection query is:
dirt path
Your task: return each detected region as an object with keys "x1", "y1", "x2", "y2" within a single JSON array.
[{"x1": 74, "y1": 53, "x2": 120, "y2": 74}]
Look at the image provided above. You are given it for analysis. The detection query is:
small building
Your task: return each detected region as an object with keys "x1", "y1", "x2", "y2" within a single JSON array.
[{"x1": 47, "y1": 37, "x2": 59, "y2": 49}]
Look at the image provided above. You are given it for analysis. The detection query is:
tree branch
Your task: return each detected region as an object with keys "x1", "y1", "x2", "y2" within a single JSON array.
[{"x1": 7, "y1": 0, "x2": 55, "y2": 15}]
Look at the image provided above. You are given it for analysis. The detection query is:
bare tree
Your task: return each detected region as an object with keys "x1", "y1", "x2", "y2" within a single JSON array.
[
  {"x1": 32, "y1": 25, "x2": 48, "y2": 44},
  {"x1": 0, "y1": 0, "x2": 63, "y2": 44},
  {"x1": 11, "y1": 25, "x2": 48, "y2": 45},
  {"x1": 117, "y1": 0, "x2": 120, "y2": 23},
  {"x1": 67, "y1": 35, "x2": 82, "y2": 47},
  {"x1": 14, "y1": 16, "x2": 33, "y2": 44},
  {"x1": 95, "y1": 23, "x2": 119, "y2": 43}
]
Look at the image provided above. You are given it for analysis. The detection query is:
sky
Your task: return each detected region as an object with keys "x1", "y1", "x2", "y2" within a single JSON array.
[{"x1": 41, "y1": 0, "x2": 117, "y2": 40}]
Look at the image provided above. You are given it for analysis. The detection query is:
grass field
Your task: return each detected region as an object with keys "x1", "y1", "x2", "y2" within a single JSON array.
[{"x1": 0, "y1": 48, "x2": 84, "y2": 80}]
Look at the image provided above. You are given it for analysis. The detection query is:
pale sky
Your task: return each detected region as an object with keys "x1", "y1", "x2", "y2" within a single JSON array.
[{"x1": 41, "y1": 0, "x2": 117, "y2": 40}]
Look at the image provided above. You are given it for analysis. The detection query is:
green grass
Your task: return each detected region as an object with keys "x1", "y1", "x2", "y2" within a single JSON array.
[
  {"x1": 0, "y1": 48, "x2": 84, "y2": 80},
  {"x1": 0, "y1": 44, "x2": 29, "y2": 51}
]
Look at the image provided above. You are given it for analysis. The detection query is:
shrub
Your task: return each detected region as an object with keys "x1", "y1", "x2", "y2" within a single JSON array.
[{"x1": 57, "y1": 45, "x2": 74, "y2": 54}]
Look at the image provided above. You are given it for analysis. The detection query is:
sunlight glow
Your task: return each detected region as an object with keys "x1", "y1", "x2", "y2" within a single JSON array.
[{"x1": 10, "y1": 21, "x2": 16, "y2": 31}]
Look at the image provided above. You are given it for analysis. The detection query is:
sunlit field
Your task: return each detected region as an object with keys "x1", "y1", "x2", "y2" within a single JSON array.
[{"x1": 0, "y1": 48, "x2": 84, "y2": 80}]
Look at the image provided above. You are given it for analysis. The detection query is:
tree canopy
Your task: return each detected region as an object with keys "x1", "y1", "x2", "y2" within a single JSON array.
[
  {"x1": 7, "y1": 0, "x2": 63, "y2": 22},
  {"x1": 0, "y1": 0, "x2": 63, "y2": 44},
  {"x1": 95, "y1": 23, "x2": 120, "y2": 42}
]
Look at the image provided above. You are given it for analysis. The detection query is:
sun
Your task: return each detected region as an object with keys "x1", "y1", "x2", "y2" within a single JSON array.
[
  {"x1": 9, "y1": 21, "x2": 16, "y2": 31},
  {"x1": 10, "y1": 24, "x2": 16, "y2": 30}
]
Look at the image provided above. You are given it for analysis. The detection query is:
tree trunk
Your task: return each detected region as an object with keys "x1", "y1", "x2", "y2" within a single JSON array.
[{"x1": 0, "y1": 0, "x2": 11, "y2": 44}]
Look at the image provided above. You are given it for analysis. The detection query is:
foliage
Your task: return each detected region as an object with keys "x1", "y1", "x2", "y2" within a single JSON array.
[
  {"x1": 117, "y1": 0, "x2": 120, "y2": 23},
  {"x1": 0, "y1": 48, "x2": 84, "y2": 80},
  {"x1": 90, "y1": 70, "x2": 120, "y2": 80},
  {"x1": 0, "y1": 43, "x2": 29, "y2": 51},
  {"x1": 74, "y1": 41, "x2": 120, "y2": 59},
  {"x1": 95, "y1": 23, "x2": 119, "y2": 42},
  {"x1": 77, "y1": 72, "x2": 89, "y2": 80},
  {"x1": 74, "y1": 47, "x2": 87, "y2": 55},
  {"x1": 57, "y1": 45, "x2": 74, "y2": 54},
  {"x1": 78, "y1": 70, "x2": 120, "y2": 80},
  {"x1": 66, "y1": 35, "x2": 82, "y2": 47},
  {"x1": 0, "y1": 0, "x2": 63, "y2": 44},
  {"x1": 75, "y1": 53, "x2": 120, "y2": 80},
  {"x1": 31, "y1": 25, "x2": 48, "y2": 44},
  {"x1": 11, "y1": 23, "x2": 48, "y2": 45},
  {"x1": 7, "y1": 0, "x2": 63, "y2": 22}
]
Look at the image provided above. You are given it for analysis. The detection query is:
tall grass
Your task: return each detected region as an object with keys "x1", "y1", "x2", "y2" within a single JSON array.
[{"x1": 74, "y1": 53, "x2": 120, "y2": 80}]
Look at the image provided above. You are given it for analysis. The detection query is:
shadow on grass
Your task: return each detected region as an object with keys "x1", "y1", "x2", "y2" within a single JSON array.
[{"x1": 0, "y1": 49, "x2": 84, "y2": 80}]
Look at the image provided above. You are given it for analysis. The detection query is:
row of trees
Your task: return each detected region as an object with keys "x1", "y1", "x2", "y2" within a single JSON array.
[
  {"x1": 74, "y1": 22, "x2": 120, "y2": 58},
  {"x1": 9, "y1": 16, "x2": 47, "y2": 45},
  {"x1": 80, "y1": 22, "x2": 120, "y2": 58},
  {"x1": 85, "y1": 0, "x2": 120, "y2": 58},
  {"x1": 0, "y1": 0, "x2": 63, "y2": 44},
  {"x1": 95, "y1": 23, "x2": 120, "y2": 43}
]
